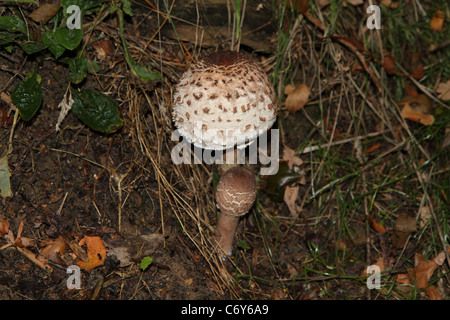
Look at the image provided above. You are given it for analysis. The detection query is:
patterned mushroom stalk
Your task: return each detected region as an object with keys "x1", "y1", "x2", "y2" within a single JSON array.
[
  {"x1": 214, "y1": 166, "x2": 257, "y2": 257},
  {"x1": 172, "y1": 51, "x2": 278, "y2": 155}
]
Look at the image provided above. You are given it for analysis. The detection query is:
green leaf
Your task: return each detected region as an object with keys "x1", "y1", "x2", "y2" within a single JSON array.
[
  {"x1": 11, "y1": 67, "x2": 42, "y2": 121},
  {"x1": 122, "y1": 0, "x2": 133, "y2": 16},
  {"x1": 68, "y1": 57, "x2": 88, "y2": 84},
  {"x1": 237, "y1": 240, "x2": 251, "y2": 251},
  {"x1": 130, "y1": 61, "x2": 162, "y2": 81},
  {"x1": 42, "y1": 29, "x2": 65, "y2": 58},
  {"x1": 55, "y1": 26, "x2": 82, "y2": 50},
  {"x1": 87, "y1": 60, "x2": 100, "y2": 73},
  {"x1": 118, "y1": 8, "x2": 161, "y2": 82},
  {"x1": 0, "y1": 31, "x2": 20, "y2": 46},
  {"x1": 20, "y1": 41, "x2": 49, "y2": 54},
  {"x1": 0, "y1": 16, "x2": 27, "y2": 34},
  {"x1": 67, "y1": 57, "x2": 98, "y2": 83},
  {"x1": 72, "y1": 89, "x2": 123, "y2": 133},
  {"x1": 61, "y1": 0, "x2": 102, "y2": 15},
  {"x1": 140, "y1": 257, "x2": 153, "y2": 271}
]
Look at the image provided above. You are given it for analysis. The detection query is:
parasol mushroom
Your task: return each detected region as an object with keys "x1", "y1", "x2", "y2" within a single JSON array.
[{"x1": 172, "y1": 50, "x2": 278, "y2": 169}]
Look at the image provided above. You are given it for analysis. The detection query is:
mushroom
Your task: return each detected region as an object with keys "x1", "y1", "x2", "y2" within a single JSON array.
[
  {"x1": 214, "y1": 166, "x2": 257, "y2": 257},
  {"x1": 172, "y1": 50, "x2": 278, "y2": 168},
  {"x1": 172, "y1": 50, "x2": 277, "y2": 256}
]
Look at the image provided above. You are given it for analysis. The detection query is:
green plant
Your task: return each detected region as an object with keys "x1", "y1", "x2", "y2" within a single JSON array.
[{"x1": 1, "y1": 0, "x2": 161, "y2": 133}]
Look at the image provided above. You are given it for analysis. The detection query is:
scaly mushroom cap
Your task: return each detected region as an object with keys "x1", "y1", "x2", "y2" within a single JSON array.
[
  {"x1": 216, "y1": 166, "x2": 257, "y2": 216},
  {"x1": 172, "y1": 51, "x2": 278, "y2": 150}
]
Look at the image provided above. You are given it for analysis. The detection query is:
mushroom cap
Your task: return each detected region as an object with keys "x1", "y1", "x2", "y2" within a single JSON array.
[
  {"x1": 172, "y1": 51, "x2": 278, "y2": 150},
  {"x1": 215, "y1": 166, "x2": 257, "y2": 216}
]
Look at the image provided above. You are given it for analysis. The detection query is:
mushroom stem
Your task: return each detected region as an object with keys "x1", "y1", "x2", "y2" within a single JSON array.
[
  {"x1": 219, "y1": 147, "x2": 247, "y2": 175},
  {"x1": 215, "y1": 212, "x2": 241, "y2": 256}
]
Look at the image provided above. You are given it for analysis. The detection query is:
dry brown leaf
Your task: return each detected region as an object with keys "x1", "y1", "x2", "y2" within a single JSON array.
[
  {"x1": 361, "y1": 257, "x2": 386, "y2": 277},
  {"x1": 395, "y1": 213, "x2": 417, "y2": 233},
  {"x1": 318, "y1": 0, "x2": 330, "y2": 9},
  {"x1": 284, "y1": 84, "x2": 311, "y2": 113},
  {"x1": 368, "y1": 217, "x2": 387, "y2": 234},
  {"x1": 345, "y1": 0, "x2": 363, "y2": 5},
  {"x1": 399, "y1": 95, "x2": 435, "y2": 126},
  {"x1": 392, "y1": 213, "x2": 416, "y2": 248},
  {"x1": 281, "y1": 146, "x2": 305, "y2": 216},
  {"x1": 282, "y1": 146, "x2": 303, "y2": 170},
  {"x1": 380, "y1": 0, "x2": 399, "y2": 9},
  {"x1": 442, "y1": 127, "x2": 450, "y2": 150},
  {"x1": 396, "y1": 250, "x2": 447, "y2": 300},
  {"x1": 425, "y1": 285, "x2": 443, "y2": 300},
  {"x1": 410, "y1": 53, "x2": 425, "y2": 80},
  {"x1": 77, "y1": 236, "x2": 107, "y2": 271},
  {"x1": 436, "y1": 80, "x2": 450, "y2": 100},
  {"x1": 364, "y1": 143, "x2": 382, "y2": 154},
  {"x1": 382, "y1": 52, "x2": 397, "y2": 75},
  {"x1": 418, "y1": 206, "x2": 432, "y2": 229},
  {"x1": 283, "y1": 185, "x2": 301, "y2": 216},
  {"x1": 12, "y1": 220, "x2": 35, "y2": 248},
  {"x1": 405, "y1": 83, "x2": 419, "y2": 97},
  {"x1": 286, "y1": 0, "x2": 309, "y2": 13},
  {"x1": 411, "y1": 253, "x2": 442, "y2": 288},
  {"x1": 106, "y1": 245, "x2": 132, "y2": 267},
  {"x1": 29, "y1": 4, "x2": 61, "y2": 25},
  {"x1": 92, "y1": 39, "x2": 114, "y2": 60},
  {"x1": 38, "y1": 235, "x2": 67, "y2": 264},
  {"x1": 0, "y1": 219, "x2": 9, "y2": 237},
  {"x1": 430, "y1": 10, "x2": 445, "y2": 32}
]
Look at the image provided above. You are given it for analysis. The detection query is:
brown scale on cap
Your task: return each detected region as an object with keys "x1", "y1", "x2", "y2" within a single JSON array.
[{"x1": 172, "y1": 51, "x2": 278, "y2": 150}]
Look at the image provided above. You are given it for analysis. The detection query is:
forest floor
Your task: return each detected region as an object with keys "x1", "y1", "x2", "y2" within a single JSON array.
[{"x1": 0, "y1": 0, "x2": 449, "y2": 300}]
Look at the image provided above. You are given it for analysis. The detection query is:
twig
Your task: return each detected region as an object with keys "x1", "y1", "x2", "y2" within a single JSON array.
[
  {"x1": 56, "y1": 192, "x2": 70, "y2": 216},
  {"x1": 300, "y1": 130, "x2": 390, "y2": 154}
]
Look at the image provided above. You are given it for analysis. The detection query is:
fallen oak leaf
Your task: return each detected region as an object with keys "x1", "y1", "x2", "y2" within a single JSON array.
[
  {"x1": 396, "y1": 251, "x2": 447, "y2": 299},
  {"x1": 77, "y1": 236, "x2": 107, "y2": 272},
  {"x1": 410, "y1": 252, "x2": 445, "y2": 288}
]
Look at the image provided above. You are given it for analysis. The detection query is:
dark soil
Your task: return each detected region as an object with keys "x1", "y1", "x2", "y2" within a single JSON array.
[{"x1": 0, "y1": 2, "x2": 229, "y2": 300}]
